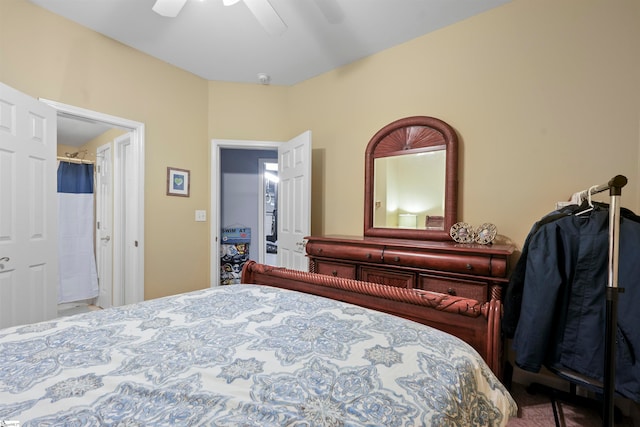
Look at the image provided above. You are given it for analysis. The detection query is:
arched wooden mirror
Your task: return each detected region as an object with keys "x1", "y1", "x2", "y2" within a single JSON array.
[{"x1": 364, "y1": 116, "x2": 458, "y2": 241}]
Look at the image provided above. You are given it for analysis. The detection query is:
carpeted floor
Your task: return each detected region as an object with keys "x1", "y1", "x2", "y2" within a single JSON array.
[{"x1": 507, "y1": 383, "x2": 634, "y2": 426}]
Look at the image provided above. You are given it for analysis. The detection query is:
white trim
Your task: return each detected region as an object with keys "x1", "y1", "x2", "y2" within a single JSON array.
[
  {"x1": 210, "y1": 139, "x2": 280, "y2": 286},
  {"x1": 40, "y1": 98, "x2": 145, "y2": 304},
  {"x1": 257, "y1": 158, "x2": 278, "y2": 265},
  {"x1": 113, "y1": 133, "x2": 144, "y2": 305},
  {"x1": 39, "y1": 98, "x2": 143, "y2": 131},
  {"x1": 257, "y1": 159, "x2": 268, "y2": 265}
]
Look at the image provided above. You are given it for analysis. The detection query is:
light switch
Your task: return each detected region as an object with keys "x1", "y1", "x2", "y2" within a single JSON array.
[{"x1": 195, "y1": 210, "x2": 207, "y2": 222}]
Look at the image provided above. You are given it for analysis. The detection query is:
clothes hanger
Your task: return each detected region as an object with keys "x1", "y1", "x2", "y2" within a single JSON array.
[{"x1": 575, "y1": 185, "x2": 598, "y2": 216}]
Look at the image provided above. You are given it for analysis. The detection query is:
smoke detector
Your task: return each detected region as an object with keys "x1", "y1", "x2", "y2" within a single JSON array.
[{"x1": 257, "y1": 73, "x2": 271, "y2": 85}]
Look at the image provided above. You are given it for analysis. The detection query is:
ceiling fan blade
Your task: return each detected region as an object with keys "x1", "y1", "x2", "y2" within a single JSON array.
[
  {"x1": 152, "y1": 0, "x2": 188, "y2": 18},
  {"x1": 243, "y1": 0, "x2": 287, "y2": 36}
]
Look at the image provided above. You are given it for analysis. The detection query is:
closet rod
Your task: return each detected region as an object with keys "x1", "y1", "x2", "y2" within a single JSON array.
[{"x1": 56, "y1": 156, "x2": 95, "y2": 164}]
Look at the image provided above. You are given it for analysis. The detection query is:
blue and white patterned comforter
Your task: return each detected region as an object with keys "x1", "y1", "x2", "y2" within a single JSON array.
[{"x1": 0, "y1": 285, "x2": 517, "y2": 426}]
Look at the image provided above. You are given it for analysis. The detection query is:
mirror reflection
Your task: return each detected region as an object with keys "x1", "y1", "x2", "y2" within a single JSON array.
[
  {"x1": 373, "y1": 148, "x2": 446, "y2": 230},
  {"x1": 364, "y1": 116, "x2": 458, "y2": 240},
  {"x1": 364, "y1": 116, "x2": 457, "y2": 241}
]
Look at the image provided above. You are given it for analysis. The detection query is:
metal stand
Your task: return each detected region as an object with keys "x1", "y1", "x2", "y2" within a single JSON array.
[
  {"x1": 602, "y1": 174, "x2": 627, "y2": 427},
  {"x1": 573, "y1": 175, "x2": 627, "y2": 427}
]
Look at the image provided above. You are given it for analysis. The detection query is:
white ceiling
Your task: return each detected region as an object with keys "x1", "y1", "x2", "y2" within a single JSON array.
[
  {"x1": 30, "y1": 0, "x2": 511, "y2": 86},
  {"x1": 56, "y1": 115, "x2": 113, "y2": 148},
  {"x1": 30, "y1": 0, "x2": 512, "y2": 145}
]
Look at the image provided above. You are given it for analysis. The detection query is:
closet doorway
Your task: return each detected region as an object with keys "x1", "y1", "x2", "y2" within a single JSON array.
[
  {"x1": 211, "y1": 132, "x2": 312, "y2": 286},
  {"x1": 43, "y1": 99, "x2": 145, "y2": 309}
]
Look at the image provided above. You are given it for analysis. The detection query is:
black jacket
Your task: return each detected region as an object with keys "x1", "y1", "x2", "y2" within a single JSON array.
[{"x1": 504, "y1": 202, "x2": 640, "y2": 402}]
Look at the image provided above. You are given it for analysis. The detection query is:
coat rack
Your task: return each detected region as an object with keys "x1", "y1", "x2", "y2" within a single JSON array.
[{"x1": 526, "y1": 175, "x2": 628, "y2": 427}]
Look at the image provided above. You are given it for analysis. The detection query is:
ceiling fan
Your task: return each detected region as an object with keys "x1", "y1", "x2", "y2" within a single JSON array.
[{"x1": 152, "y1": 0, "x2": 288, "y2": 35}]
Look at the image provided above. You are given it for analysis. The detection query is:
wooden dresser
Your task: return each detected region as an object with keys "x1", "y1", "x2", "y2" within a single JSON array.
[
  {"x1": 304, "y1": 116, "x2": 516, "y2": 378},
  {"x1": 306, "y1": 235, "x2": 515, "y2": 303}
]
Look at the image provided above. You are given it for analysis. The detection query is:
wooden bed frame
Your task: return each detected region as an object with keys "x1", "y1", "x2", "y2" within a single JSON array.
[{"x1": 242, "y1": 261, "x2": 504, "y2": 379}]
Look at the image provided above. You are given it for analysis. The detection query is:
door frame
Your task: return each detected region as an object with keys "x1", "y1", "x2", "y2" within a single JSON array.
[
  {"x1": 40, "y1": 98, "x2": 145, "y2": 305},
  {"x1": 210, "y1": 139, "x2": 279, "y2": 286}
]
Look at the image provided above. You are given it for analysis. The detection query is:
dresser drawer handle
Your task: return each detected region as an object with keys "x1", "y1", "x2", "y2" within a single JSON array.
[
  {"x1": 366, "y1": 253, "x2": 372, "y2": 259},
  {"x1": 447, "y1": 288, "x2": 457, "y2": 296},
  {"x1": 465, "y1": 263, "x2": 473, "y2": 270},
  {"x1": 317, "y1": 248, "x2": 323, "y2": 254},
  {"x1": 331, "y1": 270, "x2": 338, "y2": 276},
  {"x1": 393, "y1": 256, "x2": 400, "y2": 262}
]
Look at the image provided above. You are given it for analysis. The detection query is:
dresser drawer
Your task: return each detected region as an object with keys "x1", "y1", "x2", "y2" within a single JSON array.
[
  {"x1": 307, "y1": 241, "x2": 383, "y2": 263},
  {"x1": 315, "y1": 261, "x2": 357, "y2": 279},
  {"x1": 360, "y1": 266, "x2": 415, "y2": 289},
  {"x1": 383, "y1": 249, "x2": 492, "y2": 276},
  {"x1": 419, "y1": 274, "x2": 488, "y2": 302}
]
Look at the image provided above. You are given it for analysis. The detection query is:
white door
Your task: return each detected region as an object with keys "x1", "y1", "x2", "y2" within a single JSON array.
[
  {"x1": 277, "y1": 131, "x2": 312, "y2": 271},
  {"x1": 0, "y1": 82, "x2": 58, "y2": 328},
  {"x1": 95, "y1": 143, "x2": 113, "y2": 309},
  {"x1": 113, "y1": 132, "x2": 142, "y2": 305}
]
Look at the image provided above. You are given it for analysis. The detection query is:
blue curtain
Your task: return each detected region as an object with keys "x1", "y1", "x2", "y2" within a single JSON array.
[
  {"x1": 58, "y1": 162, "x2": 94, "y2": 193},
  {"x1": 57, "y1": 162, "x2": 99, "y2": 304}
]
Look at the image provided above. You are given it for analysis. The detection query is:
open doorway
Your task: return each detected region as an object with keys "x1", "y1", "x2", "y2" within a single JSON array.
[
  {"x1": 211, "y1": 139, "x2": 280, "y2": 286},
  {"x1": 211, "y1": 132, "x2": 312, "y2": 285},
  {"x1": 217, "y1": 147, "x2": 278, "y2": 285},
  {"x1": 41, "y1": 99, "x2": 145, "y2": 311}
]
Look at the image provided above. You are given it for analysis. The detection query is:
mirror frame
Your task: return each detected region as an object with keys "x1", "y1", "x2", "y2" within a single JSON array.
[{"x1": 364, "y1": 116, "x2": 458, "y2": 241}]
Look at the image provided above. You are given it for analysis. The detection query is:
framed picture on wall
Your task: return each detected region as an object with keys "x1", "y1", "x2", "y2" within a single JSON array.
[{"x1": 167, "y1": 167, "x2": 190, "y2": 197}]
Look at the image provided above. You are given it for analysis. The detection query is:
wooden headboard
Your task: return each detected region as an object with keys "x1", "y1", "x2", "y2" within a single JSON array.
[{"x1": 241, "y1": 261, "x2": 504, "y2": 379}]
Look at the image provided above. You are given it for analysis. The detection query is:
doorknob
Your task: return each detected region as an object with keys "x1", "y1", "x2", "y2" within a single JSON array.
[{"x1": 101, "y1": 236, "x2": 111, "y2": 242}]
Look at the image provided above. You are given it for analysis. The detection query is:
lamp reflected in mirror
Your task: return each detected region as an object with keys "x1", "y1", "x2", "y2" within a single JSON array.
[{"x1": 398, "y1": 213, "x2": 417, "y2": 228}]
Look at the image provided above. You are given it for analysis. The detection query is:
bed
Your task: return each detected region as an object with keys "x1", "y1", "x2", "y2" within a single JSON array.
[{"x1": 0, "y1": 261, "x2": 516, "y2": 426}]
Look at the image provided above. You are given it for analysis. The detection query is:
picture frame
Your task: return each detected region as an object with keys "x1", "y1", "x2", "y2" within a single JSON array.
[{"x1": 166, "y1": 167, "x2": 190, "y2": 197}]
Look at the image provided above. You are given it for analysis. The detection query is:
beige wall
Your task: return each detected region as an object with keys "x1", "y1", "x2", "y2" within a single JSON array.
[
  {"x1": 290, "y1": 0, "x2": 640, "y2": 246},
  {"x1": 2, "y1": 0, "x2": 639, "y2": 299},
  {"x1": 208, "y1": 81, "x2": 291, "y2": 140},
  {"x1": 1, "y1": 0, "x2": 210, "y2": 299},
  {"x1": 57, "y1": 144, "x2": 80, "y2": 158}
]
